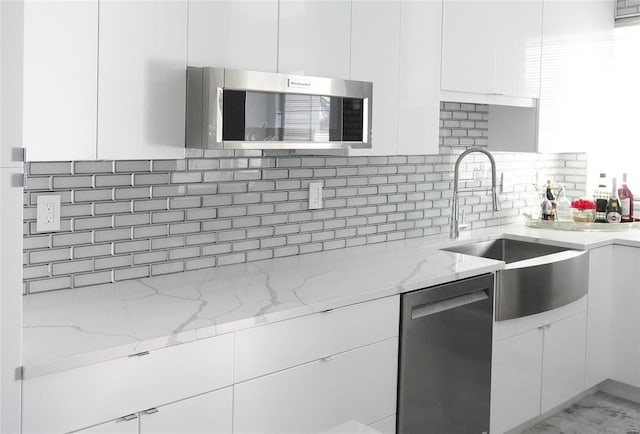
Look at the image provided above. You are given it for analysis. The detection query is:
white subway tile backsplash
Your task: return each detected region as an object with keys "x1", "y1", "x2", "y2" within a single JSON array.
[{"x1": 22, "y1": 102, "x2": 587, "y2": 293}]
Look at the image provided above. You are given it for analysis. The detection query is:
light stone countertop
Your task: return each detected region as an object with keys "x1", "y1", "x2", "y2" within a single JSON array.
[{"x1": 22, "y1": 223, "x2": 640, "y2": 379}]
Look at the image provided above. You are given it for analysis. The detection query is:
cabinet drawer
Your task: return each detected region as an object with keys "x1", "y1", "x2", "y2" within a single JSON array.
[
  {"x1": 23, "y1": 333, "x2": 233, "y2": 434},
  {"x1": 235, "y1": 296, "x2": 399, "y2": 382},
  {"x1": 233, "y1": 337, "x2": 399, "y2": 434},
  {"x1": 140, "y1": 386, "x2": 232, "y2": 434}
]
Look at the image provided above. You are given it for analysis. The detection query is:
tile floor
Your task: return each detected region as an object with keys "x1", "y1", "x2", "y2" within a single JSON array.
[{"x1": 523, "y1": 391, "x2": 640, "y2": 434}]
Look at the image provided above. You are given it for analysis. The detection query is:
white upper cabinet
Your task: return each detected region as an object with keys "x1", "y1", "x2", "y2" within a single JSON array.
[
  {"x1": 349, "y1": 0, "x2": 401, "y2": 156},
  {"x1": 278, "y1": 1, "x2": 351, "y2": 78},
  {"x1": 397, "y1": 0, "x2": 442, "y2": 156},
  {"x1": 23, "y1": 0, "x2": 98, "y2": 161},
  {"x1": 537, "y1": 0, "x2": 614, "y2": 153},
  {"x1": 441, "y1": 0, "x2": 542, "y2": 101},
  {"x1": 1, "y1": 0, "x2": 24, "y2": 169},
  {"x1": 188, "y1": 0, "x2": 278, "y2": 72},
  {"x1": 97, "y1": 0, "x2": 187, "y2": 160}
]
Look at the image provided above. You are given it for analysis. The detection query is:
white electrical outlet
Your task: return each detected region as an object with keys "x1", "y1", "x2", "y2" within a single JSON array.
[
  {"x1": 36, "y1": 195, "x2": 61, "y2": 232},
  {"x1": 309, "y1": 182, "x2": 323, "y2": 210}
]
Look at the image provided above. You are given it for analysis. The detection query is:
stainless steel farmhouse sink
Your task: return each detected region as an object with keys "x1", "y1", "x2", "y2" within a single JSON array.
[{"x1": 443, "y1": 238, "x2": 589, "y2": 321}]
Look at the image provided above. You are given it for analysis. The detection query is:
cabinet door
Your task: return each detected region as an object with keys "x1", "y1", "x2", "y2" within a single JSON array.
[
  {"x1": 22, "y1": 333, "x2": 233, "y2": 434},
  {"x1": 0, "y1": 169, "x2": 23, "y2": 434},
  {"x1": 75, "y1": 416, "x2": 139, "y2": 434},
  {"x1": 23, "y1": 0, "x2": 98, "y2": 161},
  {"x1": 537, "y1": 0, "x2": 614, "y2": 153},
  {"x1": 610, "y1": 246, "x2": 640, "y2": 388},
  {"x1": 278, "y1": 0, "x2": 351, "y2": 78},
  {"x1": 541, "y1": 312, "x2": 587, "y2": 413},
  {"x1": 369, "y1": 415, "x2": 396, "y2": 434},
  {"x1": 490, "y1": 328, "x2": 543, "y2": 434},
  {"x1": 397, "y1": 0, "x2": 441, "y2": 156},
  {"x1": 441, "y1": 0, "x2": 542, "y2": 99},
  {"x1": 97, "y1": 0, "x2": 187, "y2": 160},
  {"x1": 349, "y1": 1, "x2": 400, "y2": 156},
  {"x1": 188, "y1": 0, "x2": 278, "y2": 72},
  {"x1": 233, "y1": 338, "x2": 398, "y2": 434},
  {"x1": 585, "y1": 245, "x2": 613, "y2": 388},
  {"x1": 235, "y1": 296, "x2": 399, "y2": 383},
  {"x1": 0, "y1": 0, "x2": 25, "y2": 168},
  {"x1": 140, "y1": 387, "x2": 232, "y2": 434}
]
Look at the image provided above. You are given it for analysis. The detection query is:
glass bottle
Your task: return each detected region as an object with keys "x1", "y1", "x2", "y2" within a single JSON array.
[
  {"x1": 593, "y1": 173, "x2": 609, "y2": 223},
  {"x1": 619, "y1": 173, "x2": 634, "y2": 223},
  {"x1": 556, "y1": 184, "x2": 572, "y2": 222},
  {"x1": 606, "y1": 177, "x2": 622, "y2": 224},
  {"x1": 545, "y1": 180, "x2": 557, "y2": 221}
]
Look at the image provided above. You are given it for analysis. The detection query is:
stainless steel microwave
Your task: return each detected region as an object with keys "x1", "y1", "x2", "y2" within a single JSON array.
[{"x1": 185, "y1": 67, "x2": 373, "y2": 150}]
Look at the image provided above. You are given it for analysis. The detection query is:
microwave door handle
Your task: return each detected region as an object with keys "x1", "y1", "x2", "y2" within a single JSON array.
[{"x1": 216, "y1": 87, "x2": 224, "y2": 145}]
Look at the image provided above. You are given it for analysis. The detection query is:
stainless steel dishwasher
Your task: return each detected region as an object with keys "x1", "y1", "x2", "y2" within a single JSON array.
[{"x1": 397, "y1": 273, "x2": 494, "y2": 434}]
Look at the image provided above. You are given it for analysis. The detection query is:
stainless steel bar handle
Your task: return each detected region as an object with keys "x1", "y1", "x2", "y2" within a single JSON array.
[{"x1": 411, "y1": 290, "x2": 489, "y2": 320}]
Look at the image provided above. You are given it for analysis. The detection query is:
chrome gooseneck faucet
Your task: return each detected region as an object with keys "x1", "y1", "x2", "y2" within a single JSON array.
[{"x1": 450, "y1": 147, "x2": 500, "y2": 239}]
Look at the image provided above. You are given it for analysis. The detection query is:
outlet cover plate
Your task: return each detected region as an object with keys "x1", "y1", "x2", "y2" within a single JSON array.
[
  {"x1": 36, "y1": 195, "x2": 61, "y2": 232},
  {"x1": 309, "y1": 182, "x2": 323, "y2": 210}
]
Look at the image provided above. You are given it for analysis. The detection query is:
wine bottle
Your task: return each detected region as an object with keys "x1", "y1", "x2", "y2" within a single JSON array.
[
  {"x1": 545, "y1": 180, "x2": 557, "y2": 221},
  {"x1": 606, "y1": 177, "x2": 622, "y2": 223},
  {"x1": 619, "y1": 173, "x2": 634, "y2": 223},
  {"x1": 545, "y1": 180, "x2": 555, "y2": 201},
  {"x1": 593, "y1": 173, "x2": 609, "y2": 223}
]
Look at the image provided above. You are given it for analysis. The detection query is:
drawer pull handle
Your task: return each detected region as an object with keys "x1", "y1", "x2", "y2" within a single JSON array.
[
  {"x1": 143, "y1": 408, "x2": 159, "y2": 415},
  {"x1": 128, "y1": 351, "x2": 150, "y2": 358},
  {"x1": 118, "y1": 414, "x2": 138, "y2": 422},
  {"x1": 321, "y1": 356, "x2": 334, "y2": 362}
]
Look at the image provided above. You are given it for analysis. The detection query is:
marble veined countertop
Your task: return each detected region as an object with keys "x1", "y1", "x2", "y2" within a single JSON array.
[{"x1": 22, "y1": 223, "x2": 640, "y2": 378}]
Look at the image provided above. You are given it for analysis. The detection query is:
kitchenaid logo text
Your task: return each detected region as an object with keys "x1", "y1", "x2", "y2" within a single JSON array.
[{"x1": 288, "y1": 79, "x2": 312, "y2": 89}]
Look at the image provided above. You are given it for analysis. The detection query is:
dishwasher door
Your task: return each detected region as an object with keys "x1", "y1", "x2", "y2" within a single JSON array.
[{"x1": 397, "y1": 274, "x2": 494, "y2": 434}]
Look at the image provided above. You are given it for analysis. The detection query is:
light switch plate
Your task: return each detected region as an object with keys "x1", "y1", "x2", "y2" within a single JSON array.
[
  {"x1": 309, "y1": 182, "x2": 323, "y2": 210},
  {"x1": 36, "y1": 195, "x2": 61, "y2": 232}
]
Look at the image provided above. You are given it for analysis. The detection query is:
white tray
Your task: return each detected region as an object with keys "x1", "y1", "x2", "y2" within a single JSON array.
[{"x1": 525, "y1": 215, "x2": 640, "y2": 232}]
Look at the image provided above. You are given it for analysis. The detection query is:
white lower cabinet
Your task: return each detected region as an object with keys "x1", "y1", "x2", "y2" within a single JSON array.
[
  {"x1": 75, "y1": 416, "x2": 139, "y2": 434},
  {"x1": 24, "y1": 296, "x2": 399, "y2": 434},
  {"x1": 585, "y1": 246, "x2": 613, "y2": 388},
  {"x1": 369, "y1": 415, "x2": 396, "y2": 434},
  {"x1": 610, "y1": 246, "x2": 640, "y2": 388},
  {"x1": 75, "y1": 387, "x2": 232, "y2": 434},
  {"x1": 490, "y1": 328, "x2": 543, "y2": 434},
  {"x1": 233, "y1": 338, "x2": 398, "y2": 434},
  {"x1": 490, "y1": 300, "x2": 588, "y2": 434},
  {"x1": 140, "y1": 387, "x2": 232, "y2": 434},
  {"x1": 540, "y1": 312, "x2": 587, "y2": 413},
  {"x1": 22, "y1": 334, "x2": 234, "y2": 434}
]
